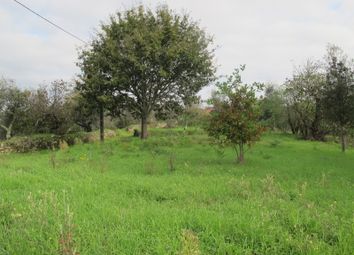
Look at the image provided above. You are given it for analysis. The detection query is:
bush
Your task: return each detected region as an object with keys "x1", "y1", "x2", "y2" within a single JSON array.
[
  {"x1": 1, "y1": 132, "x2": 91, "y2": 153},
  {"x1": 1, "y1": 129, "x2": 119, "y2": 153}
]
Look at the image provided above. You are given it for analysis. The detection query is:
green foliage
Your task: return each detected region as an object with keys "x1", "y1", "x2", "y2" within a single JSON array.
[
  {"x1": 76, "y1": 30, "x2": 122, "y2": 141},
  {"x1": 22, "y1": 80, "x2": 77, "y2": 135},
  {"x1": 324, "y1": 59, "x2": 354, "y2": 126},
  {"x1": 2, "y1": 132, "x2": 91, "y2": 153},
  {"x1": 0, "y1": 78, "x2": 30, "y2": 139},
  {"x1": 0, "y1": 201, "x2": 14, "y2": 227},
  {"x1": 0, "y1": 129, "x2": 353, "y2": 254},
  {"x1": 0, "y1": 79, "x2": 89, "y2": 139},
  {"x1": 259, "y1": 85, "x2": 288, "y2": 131},
  {"x1": 206, "y1": 66, "x2": 265, "y2": 163},
  {"x1": 77, "y1": 5, "x2": 216, "y2": 139},
  {"x1": 70, "y1": 93, "x2": 98, "y2": 132},
  {"x1": 284, "y1": 60, "x2": 329, "y2": 140},
  {"x1": 323, "y1": 45, "x2": 354, "y2": 152},
  {"x1": 114, "y1": 111, "x2": 137, "y2": 129},
  {"x1": 177, "y1": 103, "x2": 210, "y2": 129}
]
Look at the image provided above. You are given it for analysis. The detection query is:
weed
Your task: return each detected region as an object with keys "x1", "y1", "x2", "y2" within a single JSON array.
[
  {"x1": 168, "y1": 152, "x2": 176, "y2": 172},
  {"x1": 50, "y1": 150, "x2": 58, "y2": 169},
  {"x1": 0, "y1": 201, "x2": 13, "y2": 228},
  {"x1": 179, "y1": 229, "x2": 201, "y2": 255},
  {"x1": 319, "y1": 173, "x2": 327, "y2": 187},
  {"x1": 144, "y1": 160, "x2": 157, "y2": 175},
  {"x1": 261, "y1": 175, "x2": 283, "y2": 198},
  {"x1": 59, "y1": 140, "x2": 69, "y2": 151},
  {"x1": 99, "y1": 156, "x2": 108, "y2": 173},
  {"x1": 59, "y1": 205, "x2": 78, "y2": 255},
  {"x1": 101, "y1": 143, "x2": 114, "y2": 157},
  {"x1": 229, "y1": 176, "x2": 252, "y2": 199}
]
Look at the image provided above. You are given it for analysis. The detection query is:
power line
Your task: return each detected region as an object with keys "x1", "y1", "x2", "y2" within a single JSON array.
[{"x1": 12, "y1": 0, "x2": 87, "y2": 44}]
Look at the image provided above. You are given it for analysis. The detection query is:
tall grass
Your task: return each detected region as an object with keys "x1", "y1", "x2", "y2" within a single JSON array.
[{"x1": 0, "y1": 129, "x2": 353, "y2": 254}]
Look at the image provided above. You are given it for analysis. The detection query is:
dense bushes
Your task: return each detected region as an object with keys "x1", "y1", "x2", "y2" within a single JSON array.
[
  {"x1": 0, "y1": 130, "x2": 117, "y2": 153},
  {"x1": 1, "y1": 133, "x2": 85, "y2": 153}
]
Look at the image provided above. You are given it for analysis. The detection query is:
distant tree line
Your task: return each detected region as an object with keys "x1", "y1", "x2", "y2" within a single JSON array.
[
  {"x1": 259, "y1": 45, "x2": 354, "y2": 152},
  {"x1": 0, "y1": 79, "x2": 88, "y2": 139},
  {"x1": 0, "y1": 78, "x2": 209, "y2": 140}
]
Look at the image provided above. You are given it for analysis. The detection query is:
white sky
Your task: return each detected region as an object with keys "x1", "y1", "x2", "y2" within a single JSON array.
[{"x1": 1, "y1": 0, "x2": 354, "y2": 98}]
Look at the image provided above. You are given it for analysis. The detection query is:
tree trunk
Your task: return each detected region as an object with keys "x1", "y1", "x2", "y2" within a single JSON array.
[
  {"x1": 311, "y1": 99, "x2": 325, "y2": 141},
  {"x1": 99, "y1": 104, "x2": 104, "y2": 142},
  {"x1": 340, "y1": 128, "x2": 346, "y2": 153},
  {"x1": 184, "y1": 114, "x2": 188, "y2": 130},
  {"x1": 287, "y1": 108, "x2": 296, "y2": 135},
  {"x1": 5, "y1": 122, "x2": 13, "y2": 140},
  {"x1": 237, "y1": 143, "x2": 244, "y2": 163},
  {"x1": 140, "y1": 115, "x2": 148, "y2": 139},
  {"x1": 0, "y1": 118, "x2": 14, "y2": 140}
]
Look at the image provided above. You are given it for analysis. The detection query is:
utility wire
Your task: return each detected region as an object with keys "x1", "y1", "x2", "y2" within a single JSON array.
[{"x1": 12, "y1": 0, "x2": 87, "y2": 44}]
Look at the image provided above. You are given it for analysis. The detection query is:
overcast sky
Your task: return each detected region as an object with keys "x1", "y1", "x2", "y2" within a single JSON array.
[{"x1": 1, "y1": 0, "x2": 354, "y2": 98}]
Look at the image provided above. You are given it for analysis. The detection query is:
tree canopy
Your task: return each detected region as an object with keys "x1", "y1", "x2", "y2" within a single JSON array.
[
  {"x1": 77, "y1": 5, "x2": 216, "y2": 139},
  {"x1": 284, "y1": 61, "x2": 328, "y2": 140},
  {"x1": 0, "y1": 78, "x2": 29, "y2": 139},
  {"x1": 323, "y1": 46, "x2": 354, "y2": 152}
]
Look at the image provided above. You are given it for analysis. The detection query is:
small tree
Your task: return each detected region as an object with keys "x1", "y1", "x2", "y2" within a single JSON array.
[
  {"x1": 323, "y1": 46, "x2": 354, "y2": 152},
  {"x1": 206, "y1": 66, "x2": 264, "y2": 163}
]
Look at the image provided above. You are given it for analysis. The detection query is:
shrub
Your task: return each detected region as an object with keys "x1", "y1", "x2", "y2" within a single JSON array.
[
  {"x1": 1, "y1": 132, "x2": 92, "y2": 153},
  {"x1": 205, "y1": 66, "x2": 264, "y2": 163},
  {"x1": 59, "y1": 140, "x2": 69, "y2": 150}
]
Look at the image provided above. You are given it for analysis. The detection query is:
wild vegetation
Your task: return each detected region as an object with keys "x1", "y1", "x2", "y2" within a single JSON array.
[
  {"x1": 1, "y1": 3, "x2": 354, "y2": 255},
  {"x1": 0, "y1": 129, "x2": 353, "y2": 254}
]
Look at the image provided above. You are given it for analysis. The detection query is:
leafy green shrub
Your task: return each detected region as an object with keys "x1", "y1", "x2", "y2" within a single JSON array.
[
  {"x1": 2, "y1": 132, "x2": 92, "y2": 153},
  {"x1": 3, "y1": 135, "x2": 59, "y2": 152}
]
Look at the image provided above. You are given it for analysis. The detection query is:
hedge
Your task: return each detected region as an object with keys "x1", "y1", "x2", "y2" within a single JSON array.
[{"x1": 0, "y1": 130, "x2": 117, "y2": 153}]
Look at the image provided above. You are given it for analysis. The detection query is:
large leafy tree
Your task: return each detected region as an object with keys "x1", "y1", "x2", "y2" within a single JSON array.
[
  {"x1": 323, "y1": 46, "x2": 354, "y2": 152},
  {"x1": 206, "y1": 66, "x2": 264, "y2": 163},
  {"x1": 78, "y1": 5, "x2": 215, "y2": 139},
  {"x1": 284, "y1": 61, "x2": 328, "y2": 140}
]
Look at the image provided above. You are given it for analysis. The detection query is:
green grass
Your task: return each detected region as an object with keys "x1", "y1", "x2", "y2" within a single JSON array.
[{"x1": 0, "y1": 129, "x2": 353, "y2": 254}]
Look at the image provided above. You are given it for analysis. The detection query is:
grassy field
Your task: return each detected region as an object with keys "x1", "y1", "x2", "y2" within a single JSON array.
[{"x1": 0, "y1": 129, "x2": 353, "y2": 254}]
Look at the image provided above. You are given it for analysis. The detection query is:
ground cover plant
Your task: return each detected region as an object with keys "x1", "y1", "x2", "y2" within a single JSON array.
[{"x1": 0, "y1": 128, "x2": 353, "y2": 254}]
